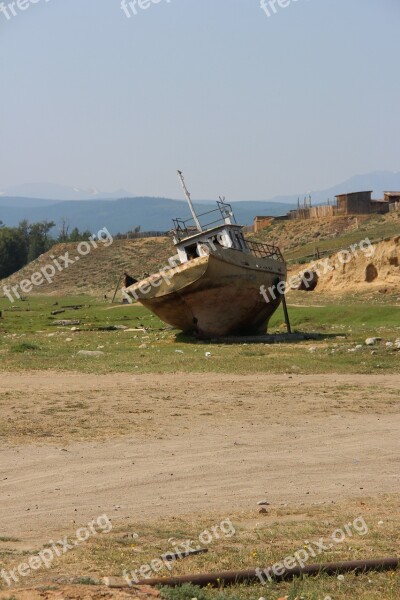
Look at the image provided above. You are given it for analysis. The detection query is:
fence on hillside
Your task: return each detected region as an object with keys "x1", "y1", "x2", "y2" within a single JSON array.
[{"x1": 114, "y1": 231, "x2": 169, "y2": 239}]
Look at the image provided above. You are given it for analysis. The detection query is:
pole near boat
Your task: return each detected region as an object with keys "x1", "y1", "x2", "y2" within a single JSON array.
[
  {"x1": 281, "y1": 293, "x2": 292, "y2": 334},
  {"x1": 177, "y1": 170, "x2": 203, "y2": 233},
  {"x1": 112, "y1": 273, "x2": 123, "y2": 304}
]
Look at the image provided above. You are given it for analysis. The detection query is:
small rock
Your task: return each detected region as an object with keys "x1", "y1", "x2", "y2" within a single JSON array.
[
  {"x1": 77, "y1": 350, "x2": 104, "y2": 357},
  {"x1": 175, "y1": 350, "x2": 184, "y2": 354},
  {"x1": 257, "y1": 500, "x2": 269, "y2": 506},
  {"x1": 121, "y1": 532, "x2": 139, "y2": 539},
  {"x1": 258, "y1": 507, "x2": 268, "y2": 514},
  {"x1": 139, "y1": 344, "x2": 148, "y2": 349},
  {"x1": 371, "y1": 350, "x2": 377, "y2": 355},
  {"x1": 365, "y1": 337, "x2": 382, "y2": 346},
  {"x1": 65, "y1": 338, "x2": 73, "y2": 342},
  {"x1": 205, "y1": 352, "x2": 212, "y2": 357},
  {"x1": 385, "y1": 342, "x2": 394, "y2": 347}
]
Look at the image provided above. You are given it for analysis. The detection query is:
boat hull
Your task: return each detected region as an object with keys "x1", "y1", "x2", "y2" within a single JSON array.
[{"x1": 126, "y1": 248, "x2": 286, "y2": 337}]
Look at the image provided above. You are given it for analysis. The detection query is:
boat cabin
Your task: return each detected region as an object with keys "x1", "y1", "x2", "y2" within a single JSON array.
[
  {"x1": 172, "y1": 185, "x2": 283, "y2": 265},
  {"x1": 174, "y1": 224, "x2": 249, "y2": 263}
]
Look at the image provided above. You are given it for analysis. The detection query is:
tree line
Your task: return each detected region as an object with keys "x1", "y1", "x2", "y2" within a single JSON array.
[{"x1": 0, "y1": 219, "x2": 93, "y2": 280}]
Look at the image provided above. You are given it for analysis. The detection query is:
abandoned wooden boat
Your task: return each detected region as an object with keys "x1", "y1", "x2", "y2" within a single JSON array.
[{"x1": 125, "y1": 172, "x2": 287, "y2": 337}]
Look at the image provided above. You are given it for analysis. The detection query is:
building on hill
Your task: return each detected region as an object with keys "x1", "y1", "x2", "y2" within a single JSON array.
[
  {"x1": 252, "y1": 190, "x2": 398, "y2": 231},
  {"x1": 335, "y1": 191, "x2": 373, "y2": 215},
  {"x1": 384, "y1": 192, "x2": 400, "y2": 212},
  {"x1": 384, "y1": 191, "x2": 400, "y2": 203},
  {"x1": 286, "y1": 190, "x2": 392, "y2": 221},
  {"x1": 335, "y1": 190, "x2": 389, "y2": 215}
]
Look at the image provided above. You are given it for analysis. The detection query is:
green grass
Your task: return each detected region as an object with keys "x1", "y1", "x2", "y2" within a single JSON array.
[
  {"x1": 10, "y1": 341, "x2": 41, "y2": 353},
  {"x1": 0, "y1": 294, "x2": 399, "y2": 375},
  {"x1": 273, "y1": 303, "x2": 399, "y2": 330}
]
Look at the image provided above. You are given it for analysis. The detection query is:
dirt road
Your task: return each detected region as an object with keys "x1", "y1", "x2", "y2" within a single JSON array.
[{"x1": 0, "y1": 371, "x2": 399, "y2": 545}]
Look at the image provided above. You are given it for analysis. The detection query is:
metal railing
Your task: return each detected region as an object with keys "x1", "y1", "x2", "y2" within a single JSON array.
[
  {"x1": 246, "y1": 240, "x2": 284, "y2": 261},
  {"x1": 173, "y1": 200, "x2": 236, "y2": 239}
]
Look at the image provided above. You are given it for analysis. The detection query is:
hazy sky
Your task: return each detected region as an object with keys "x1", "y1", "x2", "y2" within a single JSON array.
[{"x1": 1, "y1": 0, "x2": 399, "y2": 200}]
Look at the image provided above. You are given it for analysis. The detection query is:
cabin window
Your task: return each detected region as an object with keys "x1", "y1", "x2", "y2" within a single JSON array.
[
  {"x1": 185, "y1": 244, "x2": 199, "y2": 260},
  {"x1": 213, "y1": 236, "x2": 221, "y2": 247},
  {"x1": 235, "y1": 233, "x2": 243, "y2": 250},
  {"x1": 239, "y1": 233, "x2": 248, "y2": 250}
]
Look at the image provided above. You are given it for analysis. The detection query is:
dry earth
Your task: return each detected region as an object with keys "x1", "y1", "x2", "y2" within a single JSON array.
[
  {"x1": 289, "y1": 235, "x2": 400, "y2": 293},
  {"x1": 1, "y1": 371, "x2": 399, "y2": 549},
  {"x1": 0, "y1": 583, "x2": 159, "y2": 599}
]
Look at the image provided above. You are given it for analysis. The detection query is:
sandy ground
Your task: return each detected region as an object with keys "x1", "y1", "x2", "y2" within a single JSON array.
[
  {"x1": 0, "y1": 583, "x2": 159, "y2": 599},
  {"x1": 0, "y1": 371, "x2": 399, "y2": 549}
]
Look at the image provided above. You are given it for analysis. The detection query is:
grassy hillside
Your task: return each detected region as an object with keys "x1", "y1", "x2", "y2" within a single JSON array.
[
  {"x1": 251, "y1": 212, "x2": 400, "y2": 264},
  {"x1": 1, "y1": 212, "x2": 399, "y2": 300},
  {"x1": 1, "y1": 237, "x2": 173, "y2": 299}
]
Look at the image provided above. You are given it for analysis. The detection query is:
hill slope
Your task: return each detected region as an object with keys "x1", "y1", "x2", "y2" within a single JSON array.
[
  {"x1": 251, "y1": 212, "x2": 400, "y2": 263},
  {"x1": 1, "y1": 237, "x2": 173, "y2": 299},
  {"x1": 1, "y1": 212, "x2": 398, "y2": 300},
  {"x1": 289, "y1": 235, "x2": 400, "y2": 295}
]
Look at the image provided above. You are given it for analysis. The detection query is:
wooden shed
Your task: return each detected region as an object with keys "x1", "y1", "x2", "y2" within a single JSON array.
[
  {"x1": 335, "y1": 191, "x2": 373, "y2": 215},
  {"x1": 384, "y1": 191, "x2": 400, "y2": 204}
]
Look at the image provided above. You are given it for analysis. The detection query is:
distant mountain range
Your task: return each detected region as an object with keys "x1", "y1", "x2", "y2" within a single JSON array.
[
  {"x1": 1, "y1": 171, "x2": 399, "y2": 233},
  {"x1": 0, "y1": 197, "x2": 293, "y2": 233},
  {"x1": 0, "y1": 182, "x2": 131, "y2": 202}
]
